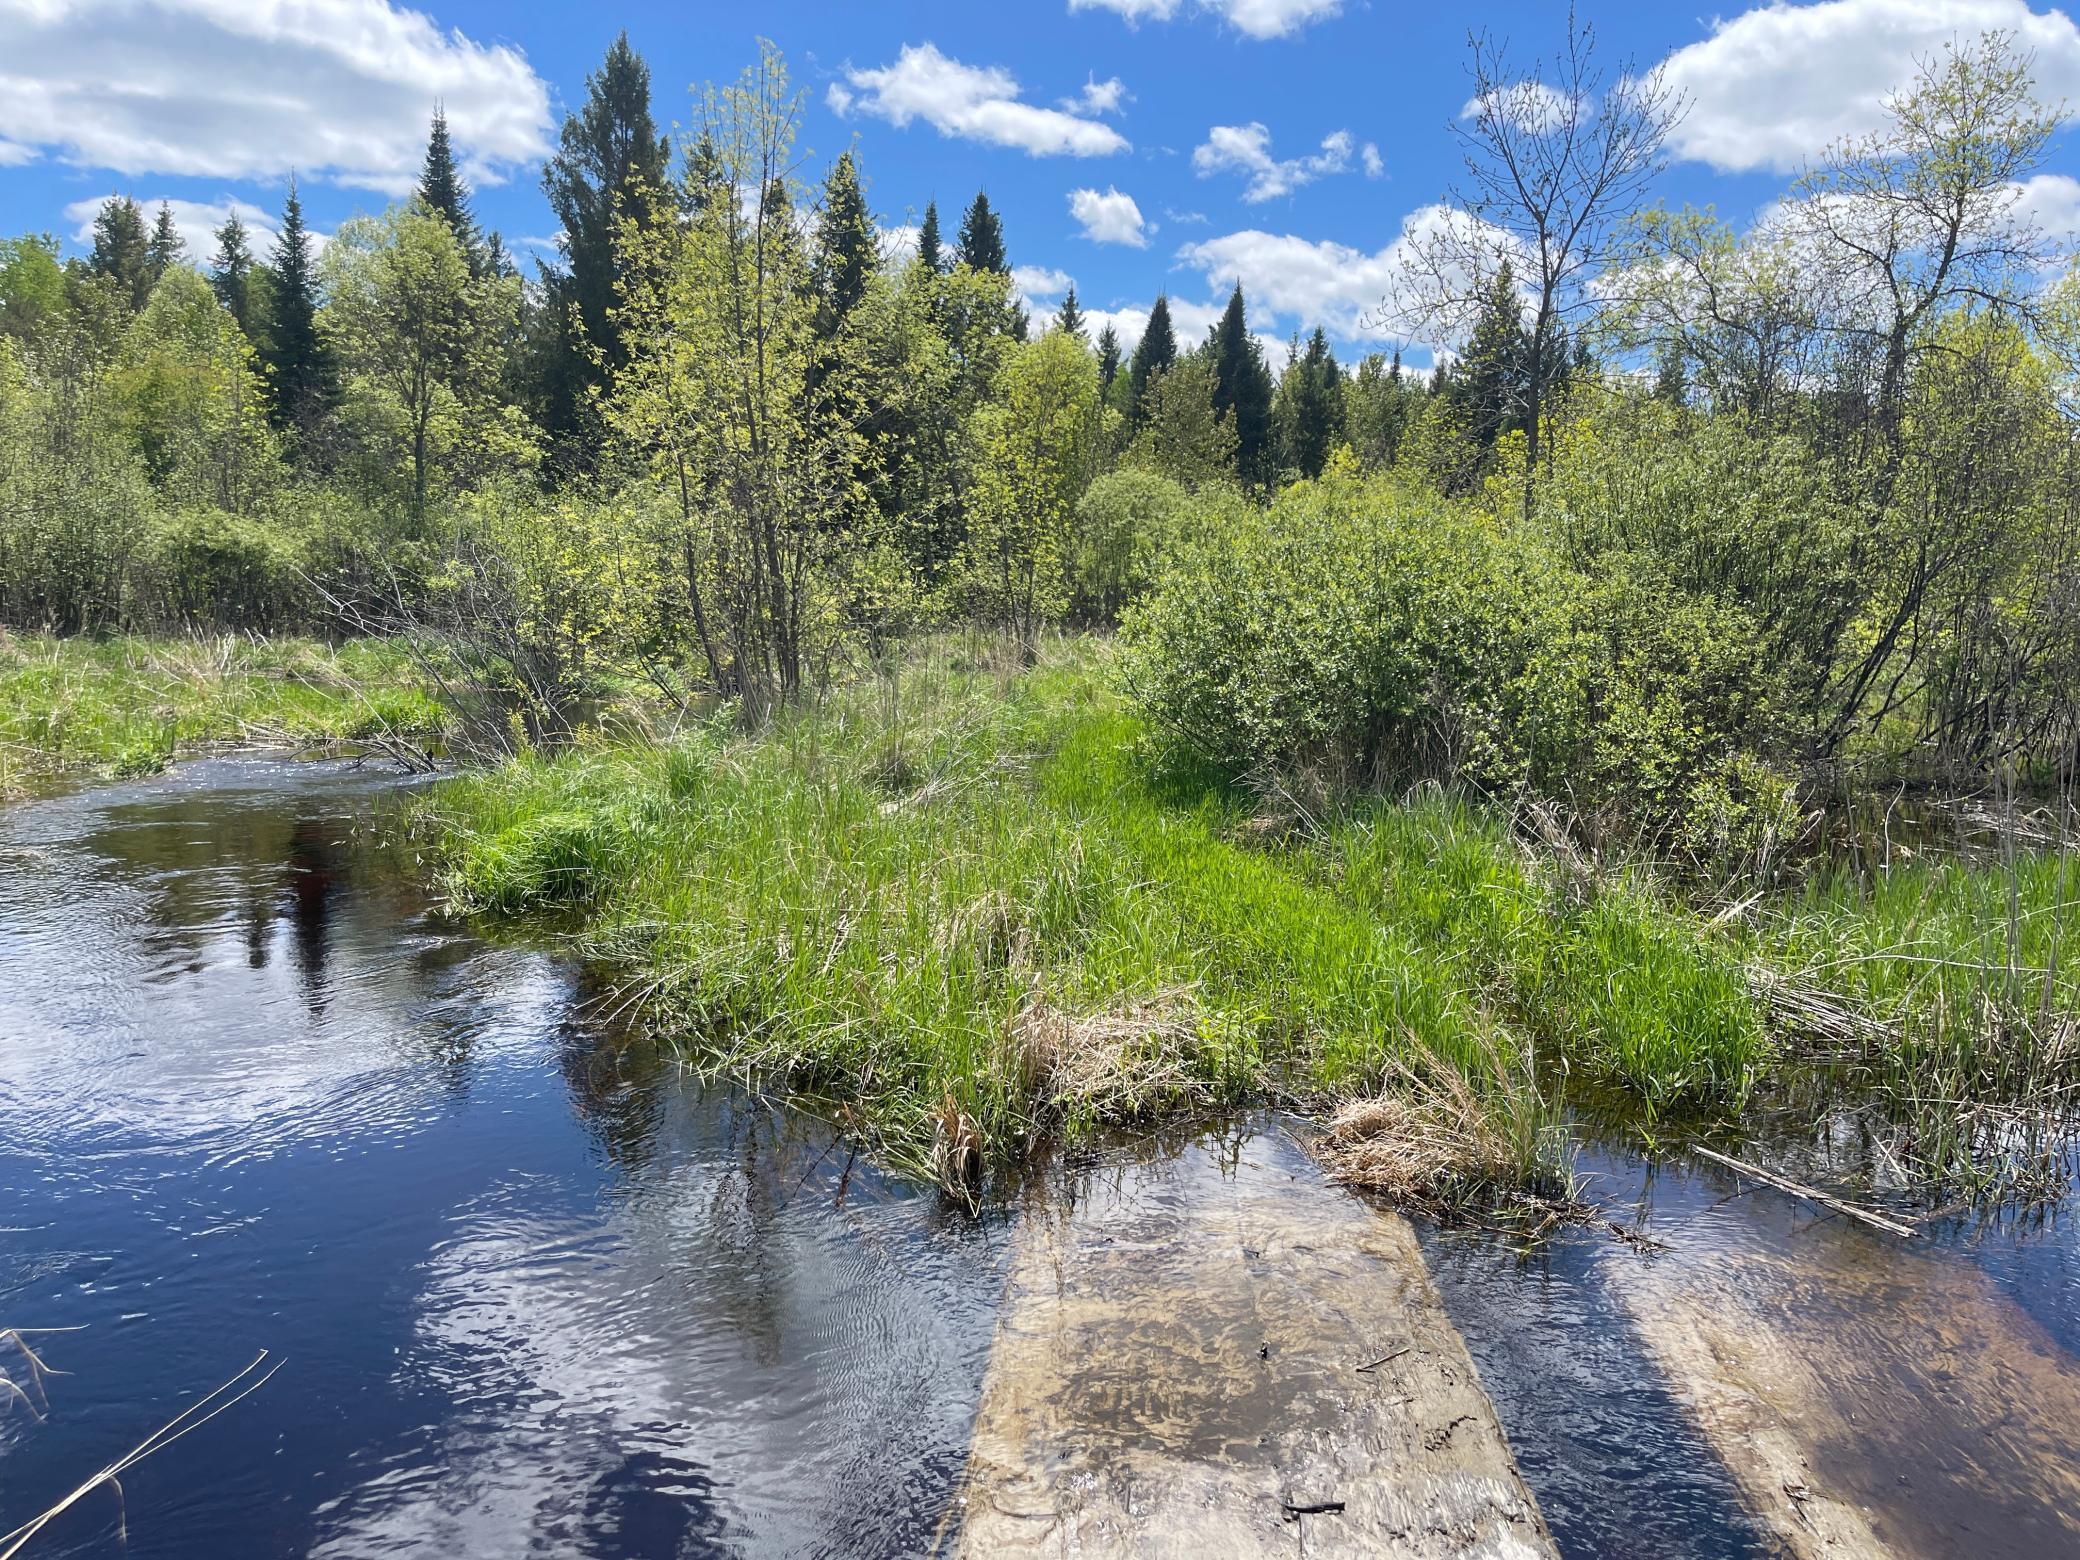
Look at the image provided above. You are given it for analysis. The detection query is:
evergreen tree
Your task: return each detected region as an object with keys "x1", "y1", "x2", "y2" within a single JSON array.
[
  {"x1": 1451, "y1": 260, "x2": 1529, "y2": 455},
  {"x1": 1209, "y1": 285, "x2": 1275, "y2": 488},
  {"x1": 418, "y1": 107, "x2": 481, "y2": 263},
  {"x1": 263, "y1": 179, "x2": 334, "y2": 433},
  {"x1": 208, "y1": 215, "x2": 266, "y2": 341},
  {"x1": 955, "y1": 191, "x2": 1007, "y2": 274},
  {"x1": 1096, "y1": 323, "x2": 1122, "y2": 387},
  {"x1": 917, "y1": 199, "x2": 945, "y2": 272},
  {"x1": 145, "y1": 202, "x2": 186, "y2": 286},
  {"x1": 541, "y1": 30, "x2": 669, "y2": 403},
  {"x1": 812, "y1": 150, "x2": 876, "y2": 336},
  {"x1": 89, "y1": 196, "x2": 151, "y2": 310},
  {"x1": 1127, "y1": 294, "x2": 1177, "y2": 424},
  {"x1": 1054, "y1": 284, "x2": 1087, "y2": 341},
  {"x1": 683, "y1": 131, "x2": 726, "y2": 218},
  {"x1": 1273, "y1": 326, "x2": 1345, "y2": 481}
]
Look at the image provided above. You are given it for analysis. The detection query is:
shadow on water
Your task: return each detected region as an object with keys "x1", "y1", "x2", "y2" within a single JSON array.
[{"x1": 0, "y1": 758, "x2": 1010, "y2": 1559}]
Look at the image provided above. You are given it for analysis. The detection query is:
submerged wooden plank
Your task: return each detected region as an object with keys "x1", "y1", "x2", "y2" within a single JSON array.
[
  {"x1": 953, "y1": 1126, "x2": 1557, "y2": 1558},
  {"x1": 1616, "y1": 1181, "x2": 2080, "y2": 1559}
]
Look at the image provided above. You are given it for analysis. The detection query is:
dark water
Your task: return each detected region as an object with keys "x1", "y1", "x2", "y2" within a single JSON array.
[
  {"x1": 0, "y1": 760, "x2": 1009, "y2": 1559},
  {"x1": 6, "y1": 758, "x2": 2079, "y2": 1559}
]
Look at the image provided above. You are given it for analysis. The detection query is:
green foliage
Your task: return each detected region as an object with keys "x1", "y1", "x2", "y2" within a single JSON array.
[
  {"x1": 1122, "y1": 472, "x2": 1786, "y2": 854},
  {"x1": 0, "y1": 633, "x2": 440, "y2": 784},
  {"x1": 321, "y1": 202, "x2": 533, "y2": 516},
  {"x1": 963, "y1": 331, "x2": 1105, "y2": 651},
  {"x1": 1067, "y1": 469, "x2": 1194, "y2": 625}
]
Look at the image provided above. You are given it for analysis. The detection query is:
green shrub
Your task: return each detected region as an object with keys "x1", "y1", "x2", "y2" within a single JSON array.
[
  {"x1": 1067, "y1": 469, "x2": 1195, "y2": 625},
  {"x1": 1121, "y1": 472, "x2": 1788, "y2": 854},
  {"x1": 141, "y1": 508, "x2": 311, "y2": 631}
]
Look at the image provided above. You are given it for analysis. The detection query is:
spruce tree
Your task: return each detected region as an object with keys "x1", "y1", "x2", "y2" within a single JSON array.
[
  {"x1": 1273, "y1": 326, "x2": 1344, "y2": 481},
  {"x1": 89, "y1": 197, "x2": 151, "y2": 310},
  {"x1": 418, "y1": 106, "x2": 481, "y2": 262},
  {"x1": 1209, "y1": 285, "x2": 1275, "y2": 487},
  {"x1": 916, "y1": 199, "x2": 944, "y2": 272},
  {"x1": 813, "y1": 150, "x2": 876, "y2": 335},
  {"x1": 263, "y1": 179, "x2": 334, "y2": 433},
  {"x1": 1127, "y1": 294, "x2": 1178, "y2": 424},
  {"x1": 954, "y1": 191, "x2": 1007, "y2": 274},
  {"x1": 542, "y1": 32, "x2": 669, "y2": 379},
  {"x1": 1096, "y1": 323, "x2": 1122, "y2": 386},
  {"x1": 145, "y1": 202, "x2": 185, "y2": 287},
  {"x1": 1054, "y1": 284, "x2": 1087, "y2": 341},
  {"x1": 209, "y1": 215, "x2": 265, "y2": 340},
  {"x1": 1452, "y1": 260, "x2": 1529, "y2": 454}
]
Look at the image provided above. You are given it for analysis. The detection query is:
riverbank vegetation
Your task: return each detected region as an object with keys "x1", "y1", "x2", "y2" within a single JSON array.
[
  {"x1": 0, "y1": 633, "x2": 441, "y2": 789},
  {"x1": 3, "y1": 20, "x2": 2077, "y2": 1214}
]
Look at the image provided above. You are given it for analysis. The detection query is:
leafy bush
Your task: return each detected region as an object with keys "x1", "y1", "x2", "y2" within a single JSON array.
[
  {"x1": 141, "y1": 509, "x2": 311, "y2": 631},
  {"x1": 1067, "y1": 469, "x2": 1194, "y2": 625},
  {"x1": 1121, "y1": 472, "x2": 1789, "y2": 854}
]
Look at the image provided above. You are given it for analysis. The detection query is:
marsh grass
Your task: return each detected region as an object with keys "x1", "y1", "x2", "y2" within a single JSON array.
[
  {"x1": 418, "y1": 636, "x2": 2079, "y2": 1212},
  {"x1": 0, "y1": 632, "x2": 443, "y2": 788}
]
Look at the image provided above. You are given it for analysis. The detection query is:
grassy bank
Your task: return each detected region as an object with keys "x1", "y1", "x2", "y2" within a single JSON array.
[
  {"x1": 417, "y1": 639, "x2": 2077, "y2": 1210},
  {"x1": 0, "y1": 632, "x2": 444, "y2": 790}
]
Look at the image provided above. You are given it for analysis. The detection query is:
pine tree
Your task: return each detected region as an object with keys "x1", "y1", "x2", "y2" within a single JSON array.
[
  {"x1": 208, "y1": 215, "x2": 266, "y2": 341},
  {"x1": 1054, "y1": 284, "x2": 1087, "y2": 341},
  {"x1": 813, "y1": 150, "x2": 876, "y2": 335},
  {"x1": 541, "y1": 31, "x2": 669, "y2": 380},
  {"x1": 89, "y1": 196, "x2": 151, "y2": 310},
  {"x1": 263, "y1": 179, "x2": 334, "y2": 433},
  {"x1": 1273, "y1": 326, "x2": 1344, "y2": 481},
  {"x1": 418, "y1": 106, "x2": 481, "y2": 263},
  {"x1": 1452, "y1": 260, "x2": 1529, "y2": 454},
  {"x1": 955, "y1": 191, "x2": 1007, "y2": 274},
  {"x1": 1127, "y1": 294, "x2": 1177, "y2": 425},
  {"x1": 1096, "y1": 323, "x2": 1122, "y2": 386},
  {"x1": 145, "y1": 202, "x2": 186, "y2": 287},
  {"x1": 1210, "y1": 285, "x2": 1275, "y2": 488},
  {"x1": 685, "y1": 132, "x2": 726, "y2": 218},
  {"x1": 917, "y1": 199, "x2": 944, "y2": 272}
]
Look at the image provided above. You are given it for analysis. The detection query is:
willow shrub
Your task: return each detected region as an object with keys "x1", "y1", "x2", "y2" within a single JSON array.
[{"x1": 1120, "y1": 472, "x2": 1792, "y2": 860}]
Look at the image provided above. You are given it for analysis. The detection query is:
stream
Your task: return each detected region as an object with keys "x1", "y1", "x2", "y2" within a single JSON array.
[{"x1": 2, "y1": 757, "x2": 2076, "y2": 1557}]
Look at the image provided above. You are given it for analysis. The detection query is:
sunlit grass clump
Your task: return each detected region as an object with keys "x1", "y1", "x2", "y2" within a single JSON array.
[
  {"x1": 0, "y1": 632, "x2": 442, "y2": 787},
  {"x1": 420, "y1": 638, "x2": 1792, "y2": 1201}
]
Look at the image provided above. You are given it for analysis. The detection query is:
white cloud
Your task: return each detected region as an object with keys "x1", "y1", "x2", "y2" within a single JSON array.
[
  {"x1": 65, "y1": 193, "x2": 323, "y2": 263},
  {"x1": 0, "y1": 139, "x2": 36, "y2": 167},
  {"x1": 0, "y1": 0, "x2": 552, "y2": 195},
  {"x1": 1192, "y1": 122, "x2": 1357, "y2": 201},
  {"x1": 1461, "y1": 81, "x2": 1575, "y2": 133},
  {"x1": 1012, "y1": 263, "x2": 1075, "y2": 297},
  {"x1": 1062, "y1": 75, "x2": 1128, "y2": 115},
  {"x1": 1069, "y1": 185, "x2": 1151, "y2": 246},
  {"x1": 2017, "y1": 172, "x2": 2080, "y2": 245},
  {"x1": 1067, "y1": 0, "x2": 1342, "y2": 40},
  {"x1": 1361, "y1": 142, "x2": 1384, "y2": 178},
  {"x1": 1176, "y1": 205, "x2": 1517, "y2": 347},
  {"x1": 832, "y1": 43, "x2": 1128, "y2": 157},
  {"x1": 878, "y1": 222, "x2": 922, "y2": 264},
  {"x1": 1658, "y1": 0, "x2": 2080, "y2": 174}
]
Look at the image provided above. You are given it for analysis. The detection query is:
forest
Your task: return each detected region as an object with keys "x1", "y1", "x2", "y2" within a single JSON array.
[{"x1": 3, "y1": 19, "x2": 2077, "y2": 1216}]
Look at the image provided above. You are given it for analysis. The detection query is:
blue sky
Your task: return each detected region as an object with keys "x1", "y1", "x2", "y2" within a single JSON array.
[{"x1": 4, "y1": 0, "x2": 2080, "y2": 365}]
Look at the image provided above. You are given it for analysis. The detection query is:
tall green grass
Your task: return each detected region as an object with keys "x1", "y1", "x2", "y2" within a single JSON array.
[
  {"x1": 419, "y1": 640, "x2": 1786, "y2": 1191},
  {"x1": 0, "y1": 632, "x2": 442, "y2": 787}
]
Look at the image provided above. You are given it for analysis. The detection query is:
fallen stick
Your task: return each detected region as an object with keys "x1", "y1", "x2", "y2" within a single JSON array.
[
  {"x1": 1693, "y1": 1147, "x2": 1917, "y2": 1239},
  {"x1": 1355, "y1": 1347, "x2": 1411, "y2": 1373}
]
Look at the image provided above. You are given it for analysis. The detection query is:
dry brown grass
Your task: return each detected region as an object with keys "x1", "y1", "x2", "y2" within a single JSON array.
[
  {"x1": 1321, "y1": 1063, "x2": 1576, "y2": 1221},
  {"x1": 1014, "y1": 990, "x2": 1214, "y2": 1123}
]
